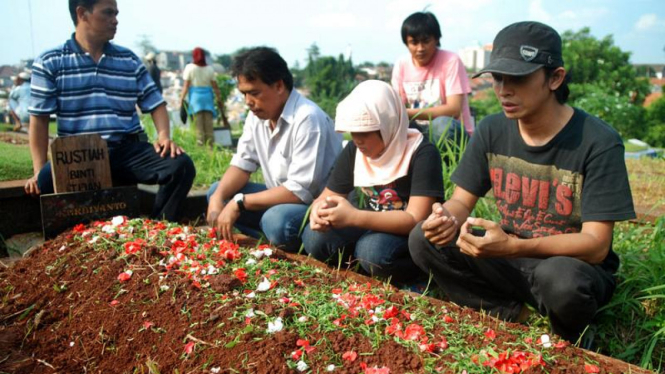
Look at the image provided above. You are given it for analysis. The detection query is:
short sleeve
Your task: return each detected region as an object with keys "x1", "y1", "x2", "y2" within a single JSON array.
[
  {"x1": 326, "y1": 143, "x2": 355, "y2": 195},
  {"x1": 390, "y1": 58, "x2": 408, "y2": 104},
  {"x1": 230, "y1": 118, "x2": 260, "y2": 173},
  {"x1": 442, "y1": 54, "x2": 471, "y2": 97},
  {"x1": 581, "y1": 142, "x2": 636, "y2": 222},
  {"x1": 451, "y1": 120, "x2": 492, "y2": 197},
  {"x1": 183, "y1": 64, "x2": 193, "y2": 81},
  {"x1": 409, "y1": 142, "x2": 445, "y2": 199},
  {"x1": 29, "y1": 54, "x2": 58, "y2": 116}
]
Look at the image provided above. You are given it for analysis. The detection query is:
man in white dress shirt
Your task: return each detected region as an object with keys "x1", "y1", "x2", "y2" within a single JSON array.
[{"x1": 207, "y1": 47, "x2": 342, "y2": 251}]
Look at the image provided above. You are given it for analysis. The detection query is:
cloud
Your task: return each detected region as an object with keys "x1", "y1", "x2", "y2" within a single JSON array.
[
  {"x1": 634, "y1": 13, "x2": 665, "y2": 31},
  {"x1": 528, "y1": 0, "x2": 551, "y2": 22},
  {"x1": 555, "y1": 7, "x2": 610, "y2": 30}
]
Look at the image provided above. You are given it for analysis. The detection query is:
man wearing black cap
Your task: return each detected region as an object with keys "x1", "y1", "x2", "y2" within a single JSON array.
[{"x1": 408, "y1": 21, "x2": 635, "y2": 345}]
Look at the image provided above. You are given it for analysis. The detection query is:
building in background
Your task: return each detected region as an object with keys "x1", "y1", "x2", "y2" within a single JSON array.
[{"x1": 459, "y1": 44, "x2": 492, "y2": 73}]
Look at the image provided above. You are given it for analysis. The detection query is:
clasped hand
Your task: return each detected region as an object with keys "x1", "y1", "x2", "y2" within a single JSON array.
[
  {"x1": 455, "y1": 217, "x2": 515, "y2": 258},
  {"x1": 309, "y1": 195, "x2": 356, "y2": 232}
]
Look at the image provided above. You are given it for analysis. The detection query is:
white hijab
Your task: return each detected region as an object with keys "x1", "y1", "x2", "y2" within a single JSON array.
[{"x1": 335, "y1": 80, "x2": 424, "y2": 187}]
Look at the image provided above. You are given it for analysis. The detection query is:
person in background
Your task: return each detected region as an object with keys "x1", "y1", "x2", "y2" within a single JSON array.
[
  {"x1": 303, "y1": 80, "x2": 444, "y2": 285},
  {"x1": 26, "y1": 0, "x2": 195, "y2": 222},
  {"x1": 391, "y1": 11, "x2": 473, "y2": 144},
  {"x1": 9, "y1": 71, "x2": 32, "y2": 132},
  {"x1": 145, "y1": 52, "x2": 162, "y2": 94},
  {"x1": 408, "y1": 21, "x2": 635, "y2": 346},
  {"x1": 207, "y1": 47, "x2": 342, "y2": 252},
  {"x1": 179, "y1": 47, "x2": 229, "y2": 147}
]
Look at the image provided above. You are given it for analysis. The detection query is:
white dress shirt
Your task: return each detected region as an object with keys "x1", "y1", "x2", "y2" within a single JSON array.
[{"x1": 231, "y1": 89, "x2": 342, "y2": 204}]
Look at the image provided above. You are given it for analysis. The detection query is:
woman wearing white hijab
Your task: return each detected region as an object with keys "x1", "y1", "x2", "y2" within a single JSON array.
[{"x1": 302, "y1": 80, "x2": 445, "y2": 284}]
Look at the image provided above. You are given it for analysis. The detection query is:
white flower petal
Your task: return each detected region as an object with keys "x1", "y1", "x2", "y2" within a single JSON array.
[
  {"x1": 111, "y1": 216, "x2": 124, "y2": 227},
  {"x1": 326, "y1": 364, "x2": 336, "y2": 372},
  {"x1": 296, "y1": 360, "x2": 309, "y2": 372},
  {"x1": 267, "y1": 317, "x2": 283, "y2": 333},
  {"x1": 256, "y1": 277, "x2": 271, "y2": 292}
]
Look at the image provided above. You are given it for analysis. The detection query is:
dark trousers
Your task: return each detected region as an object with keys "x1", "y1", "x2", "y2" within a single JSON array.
[
  {"x1": 37, "y1": 140, "x2": 196, "y2": 222},
  {"x1": 408, "y1": 222, "x2": 617, "y2": 342}
]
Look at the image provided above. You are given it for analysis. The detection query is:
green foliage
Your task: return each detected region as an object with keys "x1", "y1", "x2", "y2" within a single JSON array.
[
  {"x1": 562, "y1": 28, "x2": 650, "y2": 103},
  {"x1": 469, "y1": 90, "x2": 501, "y2": 123},
  {"x1": 215, "y1": 47, "x2": 252, "y2": 72},
  {"x1": 571, "y1": 83, "x2": 647, "y2": 139},
  {"x1": 644, "y1": 94, "x2": 665, "y2": 147},
  {"x1": 214, "y1": 54, "x2": 232, "y2": 71},
  {"x1": 561, "y1": 28, "x2": 651, "y2": 140},
  {"x1": 302, "y1": 43, "x2": 357, "y2": 118},
  {"x1": 142, "y1": 116, "x2": 261, "y2": 188},
  {"x1": 214, "y1": 74, "x2": 235, "y2": 121},
  {"x1": 597, "y1": 218, "x2": 665, "y2": 371}
]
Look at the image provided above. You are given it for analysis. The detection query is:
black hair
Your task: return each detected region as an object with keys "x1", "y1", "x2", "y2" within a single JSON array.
[
  {"x1": 401, "y1": 12, "x2": 442, "y2": 47},
  {"x1": 231, "y1": 47, "x2": 293, "y2": 91},
  {"x1": 69, "y1": 0, "x2": 100, "y2": 26},
  {"x1": 544, "y1": 67, "x2": 570, "y2": 104}
]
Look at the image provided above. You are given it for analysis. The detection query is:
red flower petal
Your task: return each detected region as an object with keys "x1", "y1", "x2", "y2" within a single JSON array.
[
  {"x1": 342, "y1": 351, "x2": 358, "y2": 362},
  {"x1": 584, "y1": 363, "x2": 600, "y2": 373},
  {"x1": 184, "y1": 342, "x2": 195, "y2": 355},
  {"x1": 143, "y1": 321, "x2": 154, "y2": 329}
]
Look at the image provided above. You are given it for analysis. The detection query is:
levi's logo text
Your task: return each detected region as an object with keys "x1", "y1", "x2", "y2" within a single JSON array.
[{"x1": 488, "y1": 154, "x2": 582, "y2": 238}]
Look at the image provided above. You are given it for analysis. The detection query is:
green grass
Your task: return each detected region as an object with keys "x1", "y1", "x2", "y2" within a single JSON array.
[
  {"x1": 595, "y1": 218, "x2": 665, "y2": 371},
  {"x1": 140, "y1": 116, "x2": 261, "y2": 188},
  {"x1": 0, "y1": 141, "x2": 33, "y2": 181}
]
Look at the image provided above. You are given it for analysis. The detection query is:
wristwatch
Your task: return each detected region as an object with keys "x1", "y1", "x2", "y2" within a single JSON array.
[{"x1": 233, "y1": 193, "x2": 246, "y2": 212}]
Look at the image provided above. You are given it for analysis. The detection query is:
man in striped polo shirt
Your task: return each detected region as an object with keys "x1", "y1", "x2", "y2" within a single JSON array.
[{"x1": 25, "y1": 0, "x2": 195, "y2": 222}]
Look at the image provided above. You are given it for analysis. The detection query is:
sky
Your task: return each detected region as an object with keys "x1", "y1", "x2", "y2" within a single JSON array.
[{"x1": 1, "y1": 0, "x2": 664, "y2": 68}]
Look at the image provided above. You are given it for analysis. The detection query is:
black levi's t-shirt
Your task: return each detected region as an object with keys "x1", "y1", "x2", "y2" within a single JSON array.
[
  {"x1": 451, "y1": 108, "x2": 635, "y2": 270},
  {"x1": 327, "y1": 141, "x2": 445, "y2": 212}
]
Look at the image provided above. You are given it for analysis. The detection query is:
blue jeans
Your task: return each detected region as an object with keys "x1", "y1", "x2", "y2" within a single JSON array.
[
  {"x1": 411, "y1": 116, "x2": 469, "y2": 145},
  {"x1": 207, "y1": 182, "x2": 308, "y2": 252},
  {"x1": 302, "y1": 224, "x2": 422, "y2": 283}
]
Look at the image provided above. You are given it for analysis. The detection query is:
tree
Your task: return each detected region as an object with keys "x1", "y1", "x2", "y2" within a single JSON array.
[
  {"x1": 644, "y1": 93, "x2": 665, "y2": 147},
  {"x1": 303, "y1": 50, "x2": 357, "y2": 118},
  {"x1": 215, "y1": 54, "x2": 232, "y2": 70},
  {"x1": 562, "y1": 28, "x2": 651, "y2": 140},
  {"x1": 562, "y1": 28, "x2": 649, "y2": 103},
  {"x1": 135, "y1": 34, "x2": 157, "y2": 57},
  {"x1": 215, "y1": 47, "x2": 253, "y2": 72}
]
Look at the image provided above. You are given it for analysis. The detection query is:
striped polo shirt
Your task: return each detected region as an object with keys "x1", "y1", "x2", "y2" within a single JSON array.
[{"x1": 29, "y1": 34, "x2": 164, "y2": 140}]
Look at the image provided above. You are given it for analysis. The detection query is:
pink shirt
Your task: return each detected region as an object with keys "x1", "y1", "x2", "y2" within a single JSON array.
[{"x1": 391, "y1": 49, "x2": 474, "y2": 134}]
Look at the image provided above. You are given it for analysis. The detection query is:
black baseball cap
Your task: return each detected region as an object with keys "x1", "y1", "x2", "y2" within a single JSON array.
[{"x1": 473, "y1": 21, "x2": 564, "y2": 78}]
